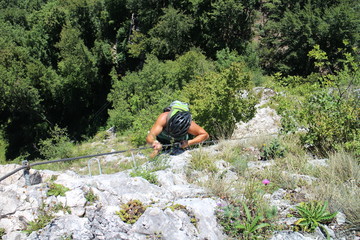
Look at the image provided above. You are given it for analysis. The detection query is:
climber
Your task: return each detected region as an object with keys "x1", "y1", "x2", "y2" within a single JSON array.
[{"x1": 146, "y1": 101, "x2": 209, "y2": 156}]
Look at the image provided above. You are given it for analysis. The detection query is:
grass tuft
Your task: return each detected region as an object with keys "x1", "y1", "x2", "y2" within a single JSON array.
[{"x1": 189, "y1": 147, "x2": 217, "y2": 172}]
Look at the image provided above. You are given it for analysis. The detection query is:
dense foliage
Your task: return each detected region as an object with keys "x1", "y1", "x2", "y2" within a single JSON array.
[{"x1": 0, "y1": 0, "x2": 359, "y2": 161}]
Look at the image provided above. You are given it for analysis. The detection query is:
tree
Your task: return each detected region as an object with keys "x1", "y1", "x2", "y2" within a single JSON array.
[
  {"x1": 54, "y1": 25, "x2": 99, "y2": 136},
  {"x1": 259, "y1": 0, "x2": 360, "y2": 75},
  {"x1": 148, "y1": 6, "x2": 194, "y2": 59},
  {"x1": 0, "y1": 20, "x2": 50, "y2": 159},
  {"x1": 27, "y1": 1, "x2": 67, "y2": 68},
  {"x1": 198, "y1": 0, "x2": 257, "y2": 57}
]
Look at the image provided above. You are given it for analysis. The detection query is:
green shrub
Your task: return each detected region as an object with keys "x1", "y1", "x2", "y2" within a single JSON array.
[
  {"x1": 260, "y1": 138, "x2": 287, "y2": 160},
  {"x1": 273, "y1": 72, "x2": 311, "y2": 88},
  {"x1": 38, "y1": 125, "x2": 75, "y2": 160},
  {"x1": 106, "y1": 101, "x2": 134, "y2": 134},
  {"x1": 127, "y1": 106, "x2": 160, "y2": 146},
  {"x1": 268, "y1": 82, "x2": 316, "y2": 134},
  {"x1": 274, "y1": 48, "x2": 360, "y2": 155},
  {"x1": 300, "y1": 89, "x2": 359, "y2": 154},
  {"x1": 0, "y1": 130, "x2": 7, "y2": 164},
  {"x1": 116, "y1": 200, "x2": 147, "y2": 224},
  {"x1": 183, "y1": 62, "x2": 258, "y2": 139}
]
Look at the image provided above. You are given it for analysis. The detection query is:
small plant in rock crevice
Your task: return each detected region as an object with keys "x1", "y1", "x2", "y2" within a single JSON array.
[
  {"x1": 85, "y1": 189, "x2": 98, "y2": 204},
  {"x1": 189, "y1": 148, "x2": 218, "y2": 172},
  {"x1": 167, "y1": 203, "x2": 187, "y2": 212},
  {"x1": 47, "y1": 182, "x2": 70, "y2": 196},
  {"x1": 216, "y1": 201, "x2": 273, "y2": 239},
  {"x1": 130, "y1": 168, "x2": 158, "y2": 185},
  {"x1": 60, "y1": 234, "x2": 73, "y2": 240},
  {"x1": 166, "y1": 203, "x2": 198, "y2": 228},
  {"x1": 24, "y1": 213, "x2": 54, "y2": 234},
  {"x1": 260, "y1": 138, "x2": 286, "y2": 160},
  {"x1": 237, "y1": 202, "x2": 271, "y2": 239},
  {"x1": 294, "y1": 201, "x2": 337, "y2": 239},
  {"x1": 52, "y1": 203, "x2": 71, "y2": 214},
  {"x1": 116, "y1": 200, "x2": 147, "y2": 224},
  {"x1": 145, "y1": 231, "x2": 163, "y2": 240},
  {"x1": 24, "y1": 203, "x2": 54, "y2": 234},
  {"x1": 148, "y1": 155, "x2": 170, "y2": 171},
  {"x1": 0, "y1": 228, "x2": 5, "y2": 238},
  {"x1": 24, "y1": 201, "x2": 73, "y2": 234},
  {"x1": 129, "y1": 156, "x2": 170, "y2": 185}
]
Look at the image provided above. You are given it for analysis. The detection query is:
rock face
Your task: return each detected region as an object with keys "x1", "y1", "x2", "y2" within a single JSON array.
[
  {"x1": 0, "y1": 152, "x2": 225, "y2": 240},
  {"x1": 1, "y1": 151, "x2": 350, "y2": 240},
  {"x1": 232, "y1": 87, "x2": 281, "y2": 139}
]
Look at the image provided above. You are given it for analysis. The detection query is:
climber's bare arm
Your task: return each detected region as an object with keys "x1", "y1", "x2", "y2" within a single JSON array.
[
  {"x1": 181, "y1": 121, "x2": 209, "y2": 148},
  {"x1": 146, "y1": 112, "x2": 168, "y2": 150}
]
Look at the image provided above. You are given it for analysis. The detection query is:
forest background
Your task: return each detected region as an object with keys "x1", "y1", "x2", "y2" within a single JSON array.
[{"x1": 0, "y1": 0, "x2": 359, "y2": 162}]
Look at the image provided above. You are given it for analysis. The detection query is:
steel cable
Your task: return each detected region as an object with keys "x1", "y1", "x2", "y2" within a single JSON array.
[{"x1": 0, "y1": 134, "x2": 276, "y2": 182}]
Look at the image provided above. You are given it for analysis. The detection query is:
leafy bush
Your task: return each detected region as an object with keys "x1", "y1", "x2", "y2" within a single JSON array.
[
  {"x1": 260, "y1": 138, "x2": 287, "y2": 160},
  {"x1": 273, "y1": 47, "x2": 360, "y2": 155},
  {"x1": 0, "y1": 135, "x2": 7, "y2": 164},
  {"x1": 38, "y1": 125, "x2": 75, "y2": 160},
  {"x1": 183, "y1": 62, "x2": 258, "y2": 138},
  {"x1": 294, "y1": 201, "x2": 337, "y2": 238},
  {"x1": 301, "y1": 89, "x2": 359, "y2": 154},
  {"x1": 116, "y1": 200, "x2": 147, "y2": 224}
]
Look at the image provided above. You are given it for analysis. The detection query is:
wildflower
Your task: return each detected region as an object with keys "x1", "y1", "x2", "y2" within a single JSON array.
[
  {"x1": 216, "y1": 202, "x2": 224, "y2": 207},
  {"x1": 262, "y1": 179, "x2": 270, "y2": 185}
]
